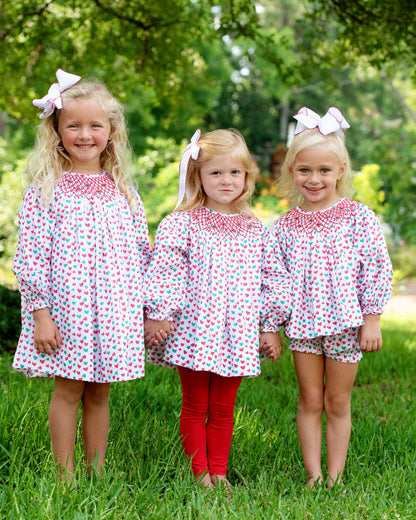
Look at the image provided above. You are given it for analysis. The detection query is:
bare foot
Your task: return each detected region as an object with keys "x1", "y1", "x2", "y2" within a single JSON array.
[
  {"x1": 57, "y1": 472, "x2": 76, "y2": 495},
  {"x1": 305, "y1": 474, "x2": 323, "y2": 489},
  {"x1": 326, "y1": 475, "x2": 346, "y2": 493},
  {"x1": 211, "y1": 474, "x2": 232, "y2": 496},
  {"x1": 196, "y1": 473, "x2": 213, "y2": 489}
]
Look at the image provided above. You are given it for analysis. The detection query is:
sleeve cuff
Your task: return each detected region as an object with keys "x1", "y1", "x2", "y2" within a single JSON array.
[
  {"x1": 361, "y1": 306, "x2": 384, "y2": 316},
  {"x1": 260, "y1": 320, "x2": 283, "y2": 333},
  {"x1": 144, "y1": 307, "x2": 178, "y2": 322},
  {"x1": 24, "y1": 297, "x2": 49, "y2": 313}
]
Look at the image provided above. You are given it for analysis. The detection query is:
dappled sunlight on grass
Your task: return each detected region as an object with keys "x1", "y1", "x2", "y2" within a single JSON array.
[
  {"x1": 381, "y1": 313, "x2": 416, "y2": 355},
  {"x1": 382, "y1": 313, "x2": 416, "y2": 332}
]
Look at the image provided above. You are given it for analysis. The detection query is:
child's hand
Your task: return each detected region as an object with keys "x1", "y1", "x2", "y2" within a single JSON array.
[
  {"x1": 259, "y1": 332, "x2": 283, "y2": 363},
  {"x1": 358, "y1": 314, "x2": 382, "y2": 352},
  {"x1": 33, "y1": 308, "x2": 62, "y2": 355},
  {"x1": 144, "y1": 319, "x2": 173, "y2": 349}
]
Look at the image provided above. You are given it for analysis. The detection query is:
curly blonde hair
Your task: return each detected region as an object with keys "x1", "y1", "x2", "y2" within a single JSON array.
[
  {"x1": 179, "y1": 129, "x2": 256, "y2": 214},
  {"x1": 277, "y1": 128, "x2": 354, "y2": 205},
  {"x1": 26, "y1": 79, "x2": 137, "y2": 212}
]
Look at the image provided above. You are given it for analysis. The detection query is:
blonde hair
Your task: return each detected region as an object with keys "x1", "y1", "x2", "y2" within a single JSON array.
[
  {"x1": 179, "y1": 129, "x2": 256, "y2": 214},
  {"x1": 277, "y1": 128, "x2": 354, "y2": 205},
  {"x1": 26, "y1": 79, "x2": 137, "y2": 212}
]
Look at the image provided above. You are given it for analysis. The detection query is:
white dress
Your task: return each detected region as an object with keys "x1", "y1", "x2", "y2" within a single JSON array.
[
  {"x1": 12, "y1": 172, "x2": 151, "y2": 382},
  {"x1": 270, "y1": 198, "x2": 393, "y2": 339},
  {"x1": 144, "y1": 207, "x2": 291, "y2": 377}
]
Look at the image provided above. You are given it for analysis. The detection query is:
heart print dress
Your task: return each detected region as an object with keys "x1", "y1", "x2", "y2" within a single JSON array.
[{"x1": 12, "y1": 171, "x2": 151, "y2": 382}]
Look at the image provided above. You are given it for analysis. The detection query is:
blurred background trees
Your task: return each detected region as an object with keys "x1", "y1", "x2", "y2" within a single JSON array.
[{"x1": 1, "y1": 0, "x2": 416, "y2": 290}]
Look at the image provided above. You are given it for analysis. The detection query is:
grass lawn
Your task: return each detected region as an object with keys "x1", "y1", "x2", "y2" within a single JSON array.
[{"x1": 0, "y1": 313, "x2": 415, "y2": 519}]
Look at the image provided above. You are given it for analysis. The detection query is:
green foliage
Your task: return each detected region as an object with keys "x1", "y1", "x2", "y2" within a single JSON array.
[
  {"x1": 0, "y1": 0, "x2": 294, "y2": 139},
  {"x1": 353, "y1": 112, "x2": 416, "y2": 244},
  {"x1": 1, "y1": 0, "x2": 416, "y2": 262},
  {"x1": 204, "y1": 1, "x2": 302, "y2": 154},
  {"x1": 0, "y1": 314, "x2": 415, "y2": 518},
  {"x1": 389, "y1": 244, "x2": 416, "y2": 280},
  {"x1": 0, "y1": 1, "x2": 305, "y2": 155},
  {"x1": 305, "y1": 1, "x2": 416, "y2": 73},
  {"x1": 132, "y1": 136, "x2": 183, "y2": 239},
  {"x1": 353, "y1": 164, "x2": 385, "y2": 216},
  {"x1": 0, "y1": 285, "x2": 21, "y2": 351},
  {"x1": 0, "y1": 0, "x2": 205, "y2": 116},
  {"x1": 0, "y1": 136, "x2": 28, "y2": 286}
]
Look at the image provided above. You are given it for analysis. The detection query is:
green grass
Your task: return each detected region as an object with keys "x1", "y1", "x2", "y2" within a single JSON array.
[{"x1": 1, "y1": 313, "x2": 415, "y2": 519}]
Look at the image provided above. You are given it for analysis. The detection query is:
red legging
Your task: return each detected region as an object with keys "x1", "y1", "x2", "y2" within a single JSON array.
[{"x1": 178, "y1": 366, "x2": 242, "y2": 477}]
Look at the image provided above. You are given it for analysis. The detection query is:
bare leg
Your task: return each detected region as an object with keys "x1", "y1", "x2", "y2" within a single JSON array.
[
  {"x1": 324, "y1": 358, "x2": 358, "y2": 487},
  {"x1": 49, "y1": 377, "x2": 85, "y2": 483},
  {"x1": 293, "y1": 352, "x2": 325, "y2": 486},
  {"x1": 81, "y1": 382, "x2": 111, "y2": 474}
]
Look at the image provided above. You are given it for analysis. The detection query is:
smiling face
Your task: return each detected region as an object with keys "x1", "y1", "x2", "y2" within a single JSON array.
[
  {"x1": 199, "y1": 154, "x2": 246, "y2": 213},
  {"x1": 58, "y1": 98, "x2": 112, "y2": 174},
  {"x1": 290, "y1": 146, "x2": 345, "y2": 211}
]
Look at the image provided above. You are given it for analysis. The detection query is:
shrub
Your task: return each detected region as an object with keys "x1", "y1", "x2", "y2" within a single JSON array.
[{"x1": 0, "y1": 284, "x2": 20, "y2": 352}]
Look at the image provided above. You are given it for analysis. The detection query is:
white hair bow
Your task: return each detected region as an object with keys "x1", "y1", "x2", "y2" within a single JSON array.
[
  {"x1": 293, "y1": 106, "x2": 350, "y2": 137},
  {"x1": 32, "y1": 68, "x2": 82, "y2": 119},
  {"x1": 175, "y1": 129, "x2": 201, "y2": 209}
]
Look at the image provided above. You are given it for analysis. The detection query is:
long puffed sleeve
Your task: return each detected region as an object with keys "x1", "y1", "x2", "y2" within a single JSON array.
[
  {"x1": 260, "y1": 227, "x2": 292, "y2": 332},
  {"x1": 144, "y1": 212, "x2": 189, "y2": 321},
  {"x1": 132, "y1": 190, "x2": 152, "y2": 282},
  {"x1": 355, "y1": 205, "x2": 393, "y2": 315},
  {"x1": 12, "y1": 185, "x2": 54, "y2": 312}
]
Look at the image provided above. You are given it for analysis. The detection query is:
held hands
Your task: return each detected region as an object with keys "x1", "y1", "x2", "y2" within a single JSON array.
[
  {"x1": 358, "y1": 314, "x2": 382, "y2": 352},
  {"x1": 144, "y1": 319, "x2": 173, "y2": 349},
  {"x1": 33, "y1": 307, "x2": 62, "y2": 355},
  {"x1": 259, "y1": 332, "x2": 283, "y2": 363}
]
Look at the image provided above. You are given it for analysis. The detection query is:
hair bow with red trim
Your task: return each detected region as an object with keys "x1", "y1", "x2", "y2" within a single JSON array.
[
  {"x1": 293, "y1": 106, "x2": 350, "y2": 137},
  {"x1": 32, "y1": 68, "x2": 81, "y2": 119}
]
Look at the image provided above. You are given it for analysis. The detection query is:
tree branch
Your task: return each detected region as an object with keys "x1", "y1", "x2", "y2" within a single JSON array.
[
  {"x1": 0, "y1": 1, "x2": 53, "y2": 39},
  {"x1": 381, "y1": 69, "x2": 416, "y2": 125},
  {"x1": 92, "y1": 0, "x2": 180, "y2": 30}
]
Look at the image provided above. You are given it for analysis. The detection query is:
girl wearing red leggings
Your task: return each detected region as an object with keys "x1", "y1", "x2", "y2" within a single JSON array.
[{"x1": 144, "y1": 129, "x2": 291, "y2": 490}]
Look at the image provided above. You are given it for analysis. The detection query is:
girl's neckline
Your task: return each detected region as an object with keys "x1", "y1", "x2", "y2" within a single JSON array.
[
  {"x1": 202, "y1": 206, "x2": 240, "y2": 217},
  {"x1": 63, "y1": 170, "x2": 105, "y2": 178},
  {"x1": 296, "y1": 198, "x2": 345, "y2": 214}
]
